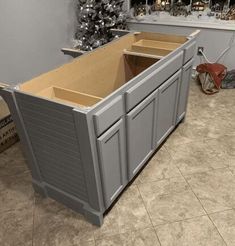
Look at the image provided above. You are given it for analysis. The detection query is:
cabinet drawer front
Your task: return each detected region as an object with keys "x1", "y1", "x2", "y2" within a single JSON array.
[
  {"x1": 125, "y1": 51, "x2": 184, "y2": 112},
  {"x1": 97, "y1": 118, "x2": 127, "y2": 208},
  {"x1": 127, "y1": 89, "x2": 158, "y2": 180},
  {"x1": 184, "y1": 41, "x2": 196, "y2": 64},
  {"x1": 94, "y1": 96, "x2": 124, "y2": 136},
  {"x1": 156, "y1": 70, "x2": 181, "y2": 146}
]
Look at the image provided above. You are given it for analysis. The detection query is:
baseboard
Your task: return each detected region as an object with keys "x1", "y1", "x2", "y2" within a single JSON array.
[{"x1": 32, "y1": 181, "x2": 104, "y2": 226}]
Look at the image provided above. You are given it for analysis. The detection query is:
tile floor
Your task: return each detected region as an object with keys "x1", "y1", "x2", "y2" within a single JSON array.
[{"x1": 0, "y1": 80, "x2": 235, "y2": 246}]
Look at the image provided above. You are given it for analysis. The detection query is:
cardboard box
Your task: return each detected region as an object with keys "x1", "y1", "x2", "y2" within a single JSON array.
[{"x1": 0, "y1": 84, "x2": 19, "y2": 153}]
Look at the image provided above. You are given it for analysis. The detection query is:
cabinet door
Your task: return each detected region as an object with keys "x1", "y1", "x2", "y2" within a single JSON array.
[
  {"x1": 97, "y1": 118, "x2": 127, "y2": 208},
  {"x1": 156, "y1": 70, "x2": 181, "y2": 146},
  {"x1": 176, "y1": 59, "x2": 194, "y2": 124},
  {"x1": 127, "y1": 89, "x2": 158, "y2": 180}
]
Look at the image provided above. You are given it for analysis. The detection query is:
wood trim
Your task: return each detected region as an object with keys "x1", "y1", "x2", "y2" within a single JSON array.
[
  {"x1": 0, "y1": 82, "x2": 9, "y2": 89},
  {"x1": 37, "y1": 86, "x2": 103, "y2": 107},
  {"x1": 135, "y1": 32, "x2": 187, "y2": 43},
  {"x1": 123, "y1": 49, "x2": 163, "y2": 59},
  {"x1": 189, "y1": 29, "x2": 201, "y2": 38},
  {"x1": 61, "y1": 48, "x2": 85, "y2": 54},
  {"x1": 132, "y1": 39, "x2": 181, "y2": 50}
]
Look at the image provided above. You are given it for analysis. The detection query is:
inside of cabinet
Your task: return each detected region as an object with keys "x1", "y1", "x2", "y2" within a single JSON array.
[
  {"x1": 18, "y1": 32, "x2": 187, "y2": 108},
  {"x1": 37, "y1": 87, "x2": 103, "y2": 108},
  {"x1": 124, "y1": 39, "x2": 182, "y2": 59}
]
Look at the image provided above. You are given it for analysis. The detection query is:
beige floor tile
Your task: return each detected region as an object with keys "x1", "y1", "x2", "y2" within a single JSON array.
[
  {"x1": 209, "y1": 209, "x2": 235, "y2": 246},
  {"x1": 188, "y1": 82, "x2": 235, "y2": 118},
  {"x1": 0, "y1": 142, "x2": 29, "y2": 177},
  {"x1": 138, "y1": 175, "x2": 189, "y2": 201},
  {"x1": 95, "y1": 227, "x2": 160, "y2": 246},
  {"x1": 164, "y1": 125, "x2": 194, "y2": 148},
  {"x1": 188, "y1": 97, "x2": 233, "y2": 121},
  {"x1": 0, "y1": 172, "x2": 34, "y2": 213},
  {"x1": 167, "y1": 138, "x2": 229, "y2": 175},
  {"x1": 165, "y1": 89, "x2": 229, "y2": 145},
  {"x1": 93, "y1": 185, "x2": 152, "y2": 239},
  {"x1": 175, "y1": 120, "x2": 208, "y2": 143},
  {"x1": 134, "y1": 146, "x2": 182, "y2": 184},
  {"x1": 219, "y1": 135, "x2": 235, "y2": 167},
  {"x1": 172, "y1": 117, "x2": 235, "y2": 145},
  {"x1": 0, "y1": 206, "x2": 33, "y2": 246},
  {"x1": 156, "y1": 215, "x2": 225, "y2": 246},
  {"x1": 186, "y1": 168, "x2": 235, "y2": 213},
  {"x1": 141, "y1": 188, "x2": 205, "y2": 226},
  {"x1": 33, "y1": 195, "x2": 95, "y2": 246},
  {"x1": 93, "y1": 206, "x2": 121, "y2": 240},
  {"x1": 166, "y1": 84, "x2": 235, "y2": 145},
  {"x1": 79, "y1": 241, "x2": 95, "y2": 246},
  {"x1": 229, "y1": 166, "x2": 235, "y2": 174}
]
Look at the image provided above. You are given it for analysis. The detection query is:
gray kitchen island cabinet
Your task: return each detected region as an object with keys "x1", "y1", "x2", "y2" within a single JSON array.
[{"x1": 0, "y1": 30, "x2": 199, "y2": 226}]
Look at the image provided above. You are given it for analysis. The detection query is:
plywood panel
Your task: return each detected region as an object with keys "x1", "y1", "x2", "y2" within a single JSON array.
[
  {"x1": 18, "y1": 32, "x2": 188, "y2": 100},
  {"x1": 20, "y1": 34, "x2": 137, "y2": 98},
  {"x1": 37, "y1": 86, "x2": 103, "y2": 107},
  {"x1": 133, "y1": 39, "x2": 181, "y2": 50},
  {"x1": 135, "y1": 32, "x2": 187, "y2": 43}
]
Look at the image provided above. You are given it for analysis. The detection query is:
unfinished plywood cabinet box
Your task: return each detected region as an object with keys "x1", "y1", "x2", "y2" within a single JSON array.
[{"x1": 0, "y1": 30, "x2": 199, "y2": 226}]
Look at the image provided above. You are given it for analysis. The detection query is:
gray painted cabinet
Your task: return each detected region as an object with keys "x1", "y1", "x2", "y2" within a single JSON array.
[
  {"x1": 156, "y1": 70, "x2": 181, "y2": 146},
  {"x1": 127, "y1": 89, "x2": 158, "y2": 180},
  {"x1": 97, "y1": 118, "x2": 127, "y2": 208},
  {"x1": 177, "y1": 59, "x2": 194, "y2": 123},
  {"x1": 0, "y1": 30, "x2": 199, "y2": 226}
]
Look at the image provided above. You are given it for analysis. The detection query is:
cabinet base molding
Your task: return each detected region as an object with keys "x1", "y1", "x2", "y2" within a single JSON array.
[{"x1": 33, "y1": 179, "x2": 104, "y2": 226}]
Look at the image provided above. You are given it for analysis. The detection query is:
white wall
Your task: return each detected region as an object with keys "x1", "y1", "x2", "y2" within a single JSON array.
[
  {"x1": 0, "y1": 0, "x2": 76, "y2": 85},
  {"x1": 128, "y1": 22, "x2": 235, "y2": 70}
]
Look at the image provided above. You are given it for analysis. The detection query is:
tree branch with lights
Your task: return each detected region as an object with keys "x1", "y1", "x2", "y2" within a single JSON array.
[{"x1": 74, "y1": 0, "x2": 127, "y2": 51}]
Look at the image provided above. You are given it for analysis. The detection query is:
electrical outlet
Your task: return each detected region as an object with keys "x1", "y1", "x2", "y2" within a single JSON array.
[{"x1": 197, "y1": 47, "x2": 204, "y2": 56}]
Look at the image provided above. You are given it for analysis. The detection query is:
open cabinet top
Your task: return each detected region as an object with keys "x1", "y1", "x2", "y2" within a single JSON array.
[{"x1": 18, "y1": 31, "x2": 189, "y2": 108}]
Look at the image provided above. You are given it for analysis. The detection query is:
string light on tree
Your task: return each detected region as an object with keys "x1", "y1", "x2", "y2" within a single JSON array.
[{"x1": 75, "y1": 0, "x2": 127, "y2": 51}]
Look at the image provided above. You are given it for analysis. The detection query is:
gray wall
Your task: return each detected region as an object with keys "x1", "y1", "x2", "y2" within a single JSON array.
[
  {"x1": 0, "y1": 0, "x2": 76, "y2": 85},
  {"x1": 128, "y1": 22, "x2": 235, "y2": 70}
]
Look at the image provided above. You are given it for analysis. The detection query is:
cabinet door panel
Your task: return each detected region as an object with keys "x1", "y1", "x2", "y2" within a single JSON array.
[
  {"x1": 127, "y1": 90, "x2": 158, "y2": 180},
  {"x1": 97, "y1": 118, "x2": 127, "y2": 208},
  {"x1": 177, "y1": 59, "x2": 194, "y2": 124},
  {"x1": 156, "y1": 70, "x2": 181, "y2": 146}
]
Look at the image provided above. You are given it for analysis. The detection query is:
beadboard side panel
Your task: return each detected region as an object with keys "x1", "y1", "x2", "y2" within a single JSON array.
[{"x1": 15, "y1": 92, "x2": 89, "y2": 202}]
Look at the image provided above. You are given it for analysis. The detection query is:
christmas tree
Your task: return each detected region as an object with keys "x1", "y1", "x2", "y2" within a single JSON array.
[{"x1": 74, "y1": 0, "x2": 127, "y2": 51}]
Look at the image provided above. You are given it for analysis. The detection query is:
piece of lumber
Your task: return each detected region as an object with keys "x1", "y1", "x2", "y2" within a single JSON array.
[{"x1": 123, "y1": 49, "x2": 163, "y2": 60}]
